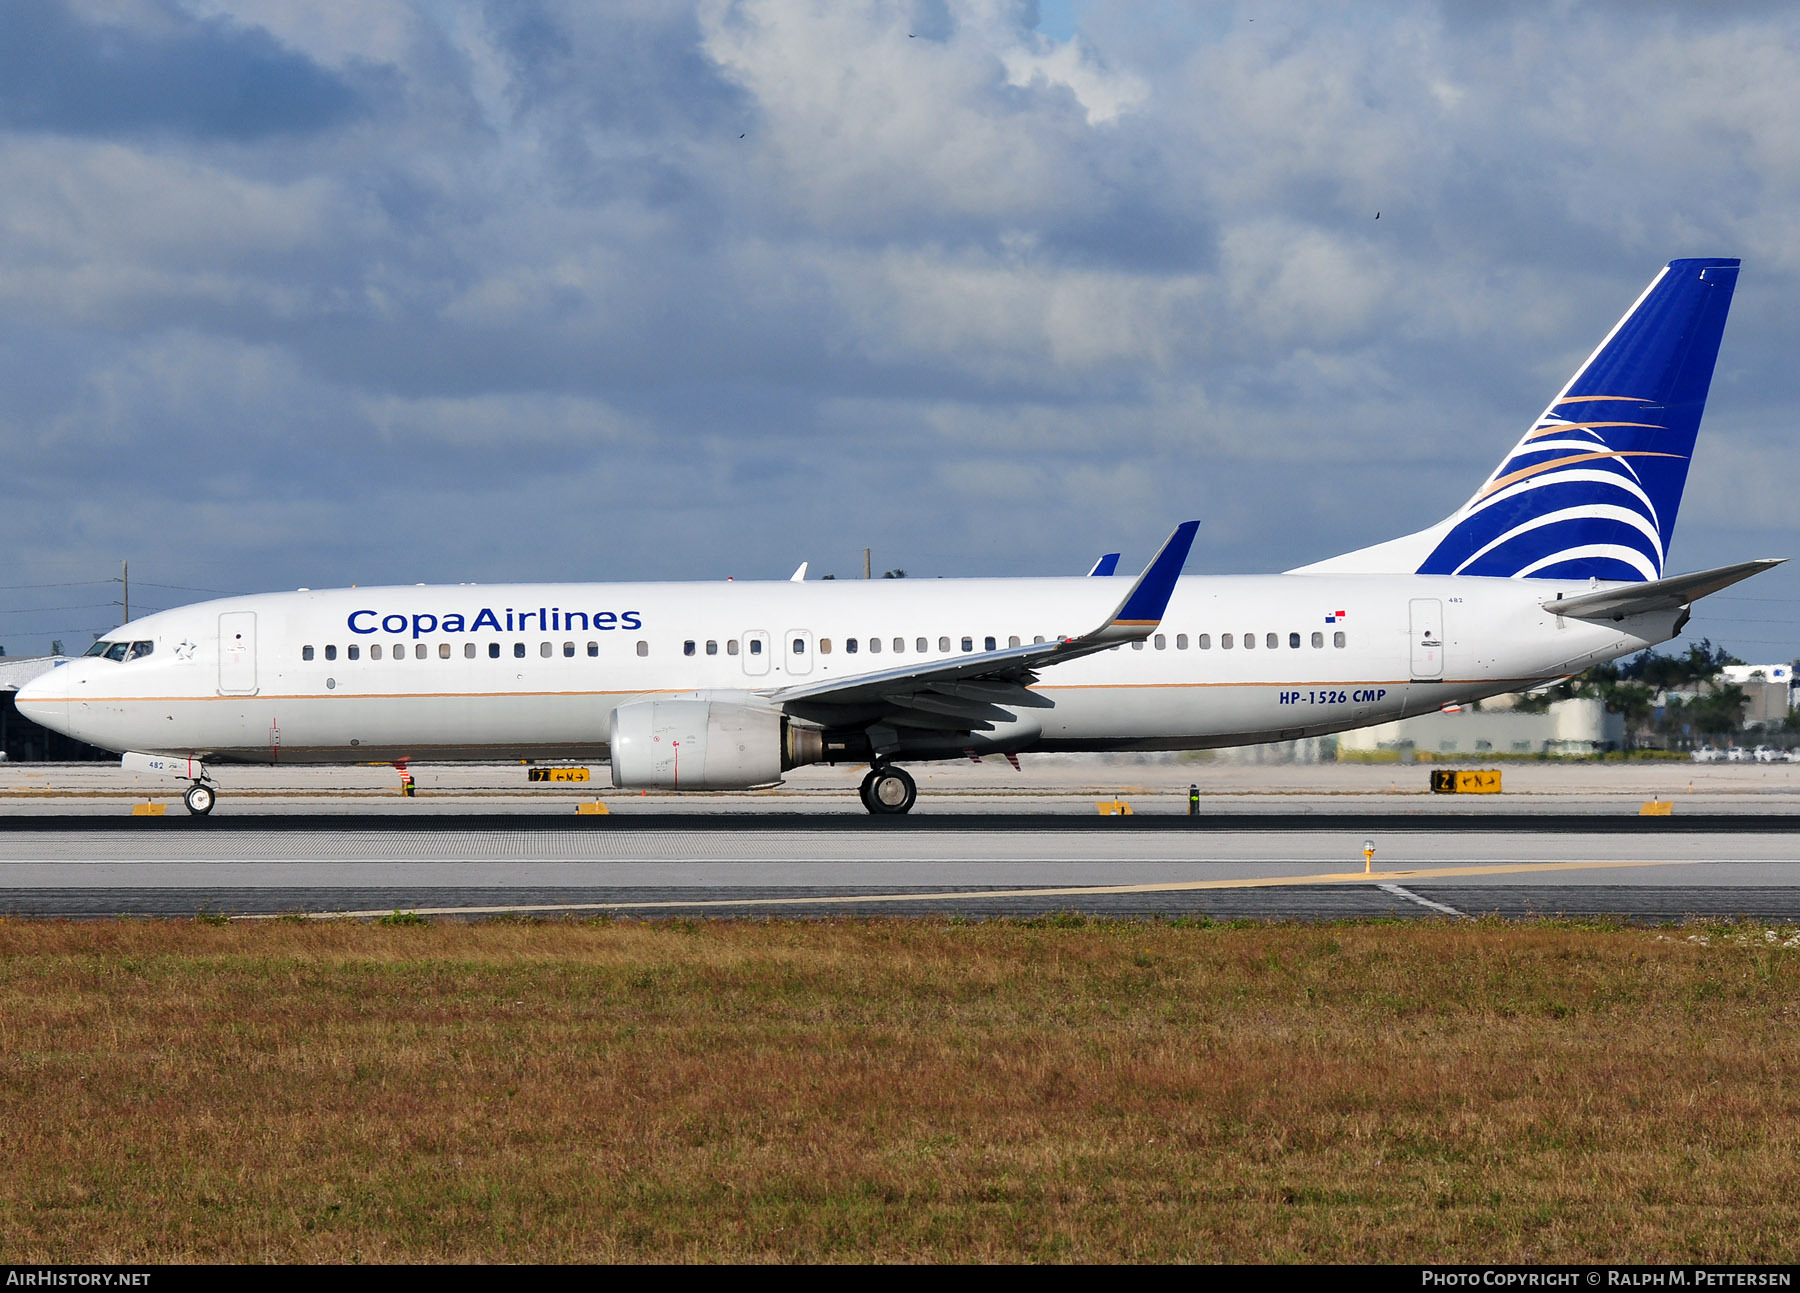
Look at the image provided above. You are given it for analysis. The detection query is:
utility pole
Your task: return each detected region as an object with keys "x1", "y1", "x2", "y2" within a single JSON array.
[{"x1": 863, "y1": 547, "x2": 871, "y2": 580}]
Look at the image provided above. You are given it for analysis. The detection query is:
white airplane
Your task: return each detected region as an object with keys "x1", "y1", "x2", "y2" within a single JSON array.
[{"x1": 16, "y1": 258, "x2": 1779, "y2": 816}]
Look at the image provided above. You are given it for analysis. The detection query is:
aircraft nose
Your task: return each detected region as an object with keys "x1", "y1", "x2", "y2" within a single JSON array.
[{"x1": 13, "y1": 670, "x2": 71, "y2": 735}]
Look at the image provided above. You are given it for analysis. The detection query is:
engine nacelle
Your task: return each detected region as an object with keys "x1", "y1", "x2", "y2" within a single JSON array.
[{"x1": 608, "y1": 700, "x2": 821, "y2": 790}]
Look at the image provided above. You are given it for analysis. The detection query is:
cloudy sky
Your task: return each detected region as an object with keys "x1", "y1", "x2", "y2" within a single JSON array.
[{"x1": 2, "y1": 0, "x2": 1798, "y2": 660}]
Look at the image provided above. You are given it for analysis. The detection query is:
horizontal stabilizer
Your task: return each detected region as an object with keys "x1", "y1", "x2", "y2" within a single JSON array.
[{"x1": 1544, "y1": 558, "x2": 1784, "y2": 619}]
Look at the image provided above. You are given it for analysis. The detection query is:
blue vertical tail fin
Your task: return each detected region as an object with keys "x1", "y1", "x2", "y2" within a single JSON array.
[{"x1": 1294, "y1": 258, "x2": 1740, "y2": 582}]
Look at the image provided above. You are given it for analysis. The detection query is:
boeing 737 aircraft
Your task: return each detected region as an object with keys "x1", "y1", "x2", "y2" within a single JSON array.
[{"x1": 15, "y1": 258, "x2": 1779, "y2": 815}]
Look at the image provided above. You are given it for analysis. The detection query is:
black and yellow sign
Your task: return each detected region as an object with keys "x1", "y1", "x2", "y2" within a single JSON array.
[
  {"x1": 528, "y1": 767, "x2": 591, "y2": 783},
  {"x1": 1429, "y1": 769, "x2": 1501, "y2": 794}
]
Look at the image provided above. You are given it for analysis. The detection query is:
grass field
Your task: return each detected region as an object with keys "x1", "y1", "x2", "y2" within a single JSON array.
[{"x1": 1, "y1": 916, "x2": 1797, "y2": 1263}]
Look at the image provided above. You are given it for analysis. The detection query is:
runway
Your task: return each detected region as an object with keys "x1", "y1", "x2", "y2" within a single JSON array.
[{"x1": 3, "y1": 812, "x2": 1797, "y2": 921}]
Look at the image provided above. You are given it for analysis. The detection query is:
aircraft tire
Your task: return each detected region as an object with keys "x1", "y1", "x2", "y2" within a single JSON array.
[
  {"x1": 183, "y1": 783, "x2": 215, "y2": 817},
  {"x1": 864, "y1": 766, "x2": 916, "y2": 815}
]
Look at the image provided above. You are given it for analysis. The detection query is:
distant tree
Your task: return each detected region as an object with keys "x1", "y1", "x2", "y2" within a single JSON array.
[{"x1": 1518, "y1": 640, "x2": 1752, "y2": 748}]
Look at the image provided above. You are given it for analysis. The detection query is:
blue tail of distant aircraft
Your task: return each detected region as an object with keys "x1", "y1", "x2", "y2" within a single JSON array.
[{"x1": 1295, "y1": 258, "x2": 1740, "y2": 582}]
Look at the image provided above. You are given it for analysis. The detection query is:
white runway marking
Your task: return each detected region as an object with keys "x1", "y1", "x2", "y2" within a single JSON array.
[{"x1": 1378, "y1": 883, "x2": 1467, "y2": 917}]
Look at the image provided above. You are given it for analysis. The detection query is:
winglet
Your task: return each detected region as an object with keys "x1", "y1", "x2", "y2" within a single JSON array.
[
  {"x1": 1086, "y1": 553, "x2": 1121, "y2": 577},
  {"x1": 1090, "y1": 521, "x2": 1199, "y2": 643}
]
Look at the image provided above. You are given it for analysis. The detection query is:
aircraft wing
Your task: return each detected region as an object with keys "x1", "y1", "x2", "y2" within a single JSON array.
[
  {"x1": 762, "y1": 522, "x2": 1198, "y2": 724},
  {"x1": 1543, "y1": 558, "x2": 1784, "y2": 619}
]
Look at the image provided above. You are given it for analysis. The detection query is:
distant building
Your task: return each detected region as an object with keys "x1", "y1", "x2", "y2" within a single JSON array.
[
  {"x1": 1338, "y1": 697, "x2": 1622, "y2": 758},
  {"x1": 0, "y1": 656, "x2": 111, "y2": 762},
  {"x1": 1719, "y1": 664, "x2": 1795, "y2": 725}
]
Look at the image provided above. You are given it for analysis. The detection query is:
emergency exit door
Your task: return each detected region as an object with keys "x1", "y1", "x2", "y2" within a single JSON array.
[
  {"x1": 1409, "y1": 599, "x2": 1444, "y2": 680},
  {"x1": 218, "y1": 611, "x2": 258, "y2": 694}
]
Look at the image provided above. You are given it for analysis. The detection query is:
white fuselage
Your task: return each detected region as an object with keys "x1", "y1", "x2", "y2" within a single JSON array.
[{"x1": 15, "y1": 572, "x2": 1673, "y2": 769}]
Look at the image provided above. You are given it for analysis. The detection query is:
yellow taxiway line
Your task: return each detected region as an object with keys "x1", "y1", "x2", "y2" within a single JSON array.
[{"x1": 242, "y1": 858, "x2": 1698, "y2": 921}]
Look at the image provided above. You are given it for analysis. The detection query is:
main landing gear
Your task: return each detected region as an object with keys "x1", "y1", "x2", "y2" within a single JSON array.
[
  {"x1": 859, "y1": 764, "x2": 917, "y2": 815},
  {"x1": 183, "y1": 782, "x2": 215, "y2": 816}
]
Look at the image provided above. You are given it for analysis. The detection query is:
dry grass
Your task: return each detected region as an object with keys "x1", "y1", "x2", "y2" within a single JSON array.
[{"x1": 1, "y1": 916, "x2": 1797, "y2": 1263}]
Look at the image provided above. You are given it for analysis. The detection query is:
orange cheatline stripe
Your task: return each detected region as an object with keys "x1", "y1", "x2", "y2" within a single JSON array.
[
  {"x1": 1478, "y1": 450, "x2": 1683, "y2": 500},
  {"x1": 24, "y1": 676, "x2": 1543, "y2": 706},
  {"x1": 243, "y1": 859, "x2": 1697, "y2": 921}
]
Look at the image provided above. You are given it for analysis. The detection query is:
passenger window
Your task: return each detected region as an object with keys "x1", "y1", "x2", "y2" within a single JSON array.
[
  {"x1": 846, "y1": 638, "x2": 859, "y2": 654},
  {"x1": 1220, "y1": 634, "x2": 1232, "y2": 649},
  {"x1": 637, "y1": 641, "x2": 649, "y2": 657},
  {"x1": 440, "y1": 643, "x2": 452, "y2": 659},
  {"x1": 938, "y1": 637, "x2": 950, "y2": 652},
  {"x1": 563, "y1": 642, "x2": 575, "y2": 658},
  {"x1": 1154, "y1": 634, "x2": 1166, "y2": 650},
  {"x1": 1334, "y1": 631, "x2": 1347, "y2": 648},
  {"x1": 324, "y1": 645, "x2": 337, "y2": 661},
  {"x1": 1289, "y1": 632, "x2": 1301, "y2": 649},
  {"x1": 417, "y1": 644, "x2": 429, "y2": 659},
  {"x1": 868, "y1": 637, "x2": 880, "y2": 654},
  {"x1": 706, "y1": 640, "x2": 718, "y2": 656},
  {"x1": 514, "y1": 643, "x2": 525, "y2": 658},
  {"x1": 916, "y1": 638, "x2": 928, "y2": 653},
  {"x1": 303, "y1": 646, "x2": 315, "y2": 661},
  {"x1": 729, "y1": 640, "x2": 740, "y2": 656},
  {"x1": 685, "y1": 640, "x2": 697, "y2": 657},
  {"x1": 588, "y1": 642, "x2": 598, "y2": 657},
  {"x1": 1311, "y1": 632, "x2": 1324, "y2": 648},
  {"x1": 490, "y1": 643, "x2": 500, "y2": 659},
  {"x1": 984, "y1": 636, "x2": 996, "y2": 651},
  {"x1": 1198, "y1": 634, "x2": 1210, "y2": 649},
  {"x1": 961, "y1": 637, "x2": 973, "y2": 652},
  {"x1": 348, "y1": 645, "x2": 360, "y2": 660},
  {"x1": 371, "y1": 644, "x2": 383, "y2": 660},
  {"x1": 893, "y1": 638, "x2": 904, "y2": 653},
  {"x1": 465, "y1": 643, "x2": 476, "y2": 658},
  {"x1": 540, "y1": 642, "x2": 552, "y2": 658}
]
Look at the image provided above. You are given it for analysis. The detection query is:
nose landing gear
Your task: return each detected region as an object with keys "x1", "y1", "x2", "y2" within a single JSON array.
[
  {"x1": 859, "y1": 764, "x2": 917, "y2": 815},
  {"x1": 182, "y1": 782, "x2": 215, "y2": 816}
]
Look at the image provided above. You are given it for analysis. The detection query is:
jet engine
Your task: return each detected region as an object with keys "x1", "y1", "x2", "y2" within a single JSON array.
[{"x1": 608, "y1": 700, "x2": 823, "y2": 790}]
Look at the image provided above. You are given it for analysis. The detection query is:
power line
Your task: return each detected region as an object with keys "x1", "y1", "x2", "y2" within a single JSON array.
[
  {"x1": 131, "y1": 581, "x2": 245, "y2": 596},
  {"x1": 0, "y1": 579, "x2": 113, "y2": 591},
  {"x1": 0, "y1": 603, "x2": 116, "y2": 616}
]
